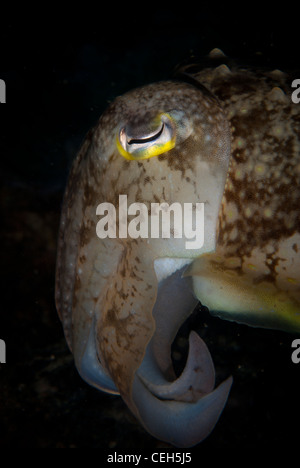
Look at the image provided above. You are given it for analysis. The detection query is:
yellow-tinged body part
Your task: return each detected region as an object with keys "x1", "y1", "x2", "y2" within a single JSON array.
[
  {"x1": 187, "y1": 247, "x2": 300, "y2": 332},
  {"x1": 184, "y1": 55, "x2": 300, "y2": 332},
  {"x1": 116, "y1": 135, "x2": 175, "y2": 160}
]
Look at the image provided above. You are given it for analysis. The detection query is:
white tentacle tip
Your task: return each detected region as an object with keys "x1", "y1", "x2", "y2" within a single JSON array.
[{"x1": 133, "y1": 330, "x2": 233, "y2": 447}]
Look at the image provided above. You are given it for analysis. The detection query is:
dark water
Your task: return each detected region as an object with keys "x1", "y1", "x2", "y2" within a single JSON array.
[{"x1": 0, "y1": 5, "x2": 299, "y2": 453}]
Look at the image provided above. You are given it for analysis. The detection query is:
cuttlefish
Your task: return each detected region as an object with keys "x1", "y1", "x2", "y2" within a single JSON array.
[{"x1": 55, "y1": 49, "x2": 300, "y2": 447}]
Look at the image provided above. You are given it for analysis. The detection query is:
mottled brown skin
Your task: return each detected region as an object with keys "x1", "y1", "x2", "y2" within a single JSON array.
[
  {"x1": 55, "y1": 80, "x2": 230, "y2": 409},
  {"x1": 55, "y1": 53, "x2": 300, "y2": 445},
  {"x1": 186, "y1": 59, "x2": 300, "y2": 330},
  {"x1": 197, "y1": 66, "x2": 300, "y2": 254}
]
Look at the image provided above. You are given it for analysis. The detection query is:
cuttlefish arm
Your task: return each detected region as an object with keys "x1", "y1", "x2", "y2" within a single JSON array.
[
  {"x1": 183, "y1": 55, "x2": 300, "y2": 333},
  {"x1": 55, "y1": 80, "x2": 232, "y2": 447},
  {"x1": 133, "y1": 267, "x2": 232, "y2": 447}
]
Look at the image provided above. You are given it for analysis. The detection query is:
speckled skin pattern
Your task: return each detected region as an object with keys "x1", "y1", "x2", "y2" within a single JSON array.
[
  {"x1": 55, "y1": 52, "x2": 300, "y2": 446},
  {"x1": 188, "y1": 60, "x2": 300, "y2": 331},
  {"x1": 55, "y1": 80, "x2": 230, "y2": 398}
]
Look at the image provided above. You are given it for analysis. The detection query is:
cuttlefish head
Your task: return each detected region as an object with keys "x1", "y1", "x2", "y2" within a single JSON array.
[{"x1": 56, "y1": 80, "x2": 232, "y2": 447}]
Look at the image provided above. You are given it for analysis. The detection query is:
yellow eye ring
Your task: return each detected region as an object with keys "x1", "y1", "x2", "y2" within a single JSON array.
[{"x1": 116, "y1": 113, "x2": 176, "y2": 160}]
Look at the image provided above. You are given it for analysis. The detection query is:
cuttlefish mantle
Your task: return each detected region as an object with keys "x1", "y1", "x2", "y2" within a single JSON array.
[{"x1": 55, "y1": 50, "x2": 300, "y2": 447}]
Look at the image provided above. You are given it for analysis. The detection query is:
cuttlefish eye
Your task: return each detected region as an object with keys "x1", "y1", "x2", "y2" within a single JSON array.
[{"x1": 116, "y1": 112, "x2": 177, "y2": 160}]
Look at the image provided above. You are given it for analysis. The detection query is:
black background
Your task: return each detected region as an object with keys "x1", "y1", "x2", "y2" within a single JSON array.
[{"x1": 0, "y1": 3, "x2": 299, "y2": 452}]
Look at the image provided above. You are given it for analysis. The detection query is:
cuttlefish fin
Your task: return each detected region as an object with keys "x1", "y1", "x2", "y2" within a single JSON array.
[{"x1": 185, "y1": 252, "x2": 300, "y2": 333}]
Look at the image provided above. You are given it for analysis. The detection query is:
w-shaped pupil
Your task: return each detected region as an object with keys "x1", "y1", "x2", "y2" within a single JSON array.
[{"x1": 128, "y1": 123, "x2": 164, "y2": 145}]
